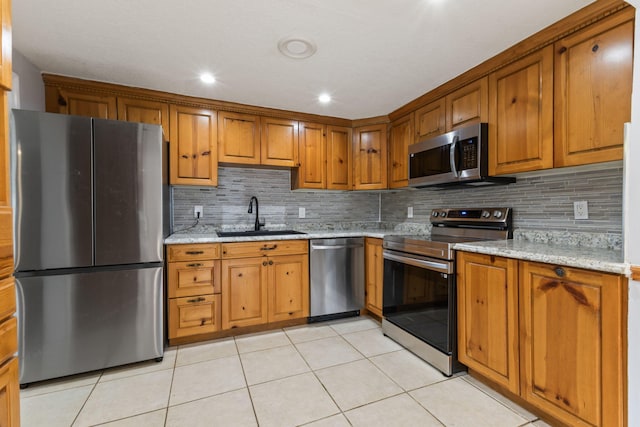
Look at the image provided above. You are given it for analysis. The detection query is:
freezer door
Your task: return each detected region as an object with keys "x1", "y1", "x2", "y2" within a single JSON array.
[
  {"x1": 16, "y1": 267, "x2": 164, "y2": 384},
  {"x1": 93, "y1": 119, "x2": 164, "y2": 265},
  {"x1": 11, "y1": 110, "x2": 93, "y2": 272}
]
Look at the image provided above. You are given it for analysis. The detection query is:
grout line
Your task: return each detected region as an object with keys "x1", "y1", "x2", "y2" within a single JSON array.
[
  {"x1": 163, "y1": 346, "x2": 179, "y2": 426},
  {"x1": 70, "y1": 370, "x2": 104, "y2": 426},
  {"x1": 236, "y1": 329, "x2": 261, "y2": 426}
]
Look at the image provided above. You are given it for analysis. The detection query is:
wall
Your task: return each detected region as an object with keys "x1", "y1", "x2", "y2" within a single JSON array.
[
  {"x1": 11, "y1": 50, "x2": 45, "y2": 111},
  {"x1": 382, "y1": 165, "x2": 623, "y2": 239},
  {"x1": 172, "y1": 166, "x2": 380, "y2": 230}
]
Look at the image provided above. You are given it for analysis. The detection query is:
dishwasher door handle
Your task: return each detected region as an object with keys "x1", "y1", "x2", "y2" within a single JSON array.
[{"x1": 311, "y1": 244, "x2": 364, "y2": 250}]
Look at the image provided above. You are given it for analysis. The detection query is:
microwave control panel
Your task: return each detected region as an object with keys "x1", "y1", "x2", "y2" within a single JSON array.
[{"x1": 460, "y1": 137, "x2": 478, "y2": 169}]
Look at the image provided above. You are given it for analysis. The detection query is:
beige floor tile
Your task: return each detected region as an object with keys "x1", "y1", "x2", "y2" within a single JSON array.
[
  {"x1": 74, "y1": 369, "x2": 173, "y2": 426},
  {"x1": 329, "y1": 316, "x2": 380, "y2": 335},
  {"x1": 19, "y1": 371, "x2": 101, "y2": 398},
  {"x1": 295, "y1": 336, "x2": 363, "y2": 370},
  {"x1": 176, "y1": 337, "x2": 237, "y2": 367},
  {"x1": 462, "y1": 374, "x2": 538, "y2": 421},
  {"x1": 235, "y1": 330, "x2": 291, "y2": 353},
  {"x1": 240, "y1": 344, "x2": 310, "y2": 385},
  {"x1": 315, "y1": 359, "x2": 403, "y2": 411},
  {"x1": 410, "y1": 377, "x2": 528, "y2": 427},
  {"x1": 99, "y1": 348, "x2": 177, "y2": 382},
  {"x1": 284, "y1": 324, "x2": 338, "y2": 343},
  {"x1": 250, "y1": 372, "x2": 339, "y2": 427},
  {"x1": 370, "y1": 350, "x2": 447, "y2": 391},
  {"x1": 344, "y1": 393, "x2": 442, "y2": 427},
  {"x1": 341, "y1": 328, "x2": 402, "y2": 357},
  {"x1": 98, "y1": 409, "x2": 167, "y2": 426},
  {"x1": 170, "y1": 355, "x2": 246, "y2": 406},
  {"x1": 302, "y1": 413, "x2": 351, "y2": 427},
  {"x1": 21, "y1": 384, "x2": 92, "y2": 427},
  {"x1": 166, "y1": 388, "x2": 257, "y2": 427}
]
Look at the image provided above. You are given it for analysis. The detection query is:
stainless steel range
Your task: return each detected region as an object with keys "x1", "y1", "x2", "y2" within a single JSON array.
[{"x1": 382, "y1": 208, "x2": 512, "y2": 376}]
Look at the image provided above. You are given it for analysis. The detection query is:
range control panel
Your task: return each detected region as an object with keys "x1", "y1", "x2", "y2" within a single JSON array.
[{"x1": 430, "y1": 208, "x2": 512, "y2": 227}]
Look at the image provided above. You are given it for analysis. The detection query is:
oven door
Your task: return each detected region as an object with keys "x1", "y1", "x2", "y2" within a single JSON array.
[{"x1": 382, "y1": 249, "x2": 456, "y2": 355}]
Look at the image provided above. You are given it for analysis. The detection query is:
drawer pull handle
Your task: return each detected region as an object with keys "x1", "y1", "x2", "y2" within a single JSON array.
[
  {"x1": 261, "y1": 245, "x2": 278, "y2": 251},
  {"x1": 185, "y1": 250, "x2": 204, "y2": 255},
  {"x1": 187, "y1": 297, "x2": 206, "y2": 303},
  {"x1": 200, "y1": 319, "x2": 206, "y2": 326},
  {"x1": 554, "y1": 267, "x2": 566, "y2": 277},
  {"x1": 186, "y1": 263, "x2": 203, "y2": 267}
]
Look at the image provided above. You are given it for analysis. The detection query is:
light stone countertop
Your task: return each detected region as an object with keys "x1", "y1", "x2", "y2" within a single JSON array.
[
  {"x1": 454, "y1": 240, "x2": 628, "y2": 275},
  {"x1": 164, "y1": 229, "x2": 391, "y2": 244}
]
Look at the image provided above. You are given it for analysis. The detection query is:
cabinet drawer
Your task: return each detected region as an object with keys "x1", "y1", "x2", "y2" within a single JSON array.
[
  {"x1": 169, "y1": 294, "x2": 221, "y2": 339},
  {"x1": 0, "y1": 278, "x2": 15, "y2": 322},
  {"x1": 222, "y1": 240, "x2": 308, "y2": 259},
  {"x1": 168, "y1": 260, "x2": 220, "y2": 298},
  {"x1": 167, "y1": 244, "x2": 220, "y2": 261},
  {"x1": 0, "y1": 317, "x2": 16, "y2": 367}
]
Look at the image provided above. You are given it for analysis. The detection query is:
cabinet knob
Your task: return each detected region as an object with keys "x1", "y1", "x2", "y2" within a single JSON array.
[
  {"x1": 554, "y1": 267, "x2": 566, "y2": 277},
  {"x1": 558, "y1": 46, "x2": 567, "y2": 54},
  {"x1": 269, "y1": 260, "x2": 274, "y2": 265},
  {"x1": 592, "y1": 44, "x2": 599, "y2": 53},
  {"x1": 263, "y1": 261, "x2": 268, "y2": 266}
]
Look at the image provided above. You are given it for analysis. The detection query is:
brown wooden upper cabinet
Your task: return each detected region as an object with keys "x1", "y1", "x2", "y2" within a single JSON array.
[
  {"x1": 554, "y1": 9, "x2": 633, "y2": 168},
  {"x1": 53, "y1": 89, "x2": 117, "y2": 119},
  {"x1": 388, "y1": 114, "x2": 414, "y2": 189},
  {"x1": 293, "y1": 122, "x2": 326, "y2": 190},
  {"x1": 414, "y1": 98, "x2": 445, "y2": 142},
  {"x1": 353, "y1": 124, "x2": 388, "y2": 190},
  {"x1": 117, "y1": 97, "x2": 169, "y2": 138},
  {"x1": 489, "y1": 45, "x2": 554, "y2": 175},
  {"x1": 170, "y1": 105, "x2": 218, "y2": 186},
  {"x1": 217, "y1": 111, "x2": 261, "y2": 165},
  {"x1": 0, "y1": 0, "x2": 10, "y2": 92},
  {"x1": 446, "y1": 77, "x2": 488, "y2": 131},
  {"x1": 326, "y1": 125, "x2": 352, "y2": 190},
  {"x1": 261, "y1": 117, "x2": 299, "y2": 167}
]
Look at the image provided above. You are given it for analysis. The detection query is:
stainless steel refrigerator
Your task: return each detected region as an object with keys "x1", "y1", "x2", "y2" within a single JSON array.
[{"x1": 11, "y1": 109, "x2": 170, "y2": 386}]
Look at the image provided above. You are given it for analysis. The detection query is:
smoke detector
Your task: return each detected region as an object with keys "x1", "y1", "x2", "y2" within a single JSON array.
[{"x1": 278, "y1": 37, "x2": 317, "y2": 59}]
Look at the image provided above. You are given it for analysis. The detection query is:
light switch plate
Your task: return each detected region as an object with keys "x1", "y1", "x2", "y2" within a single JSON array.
[
  {"x1": 298, "y1": 207, "x2": 306, "y2": 218},
  {"x1": 574, "y1": 201, "x2": 588, "y2": 220},
  {"x1": 407, "y1": 207, "x2": 413, "y2": 218}
]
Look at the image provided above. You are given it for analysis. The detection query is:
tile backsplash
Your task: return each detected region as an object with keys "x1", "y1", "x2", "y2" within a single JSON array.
[{"x1": 172, "y1": 165, "x2": 623, "y2": 239}]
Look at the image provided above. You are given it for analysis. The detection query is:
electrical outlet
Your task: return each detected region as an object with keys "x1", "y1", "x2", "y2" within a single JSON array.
[
  {"x1": 298, "y1": 207, "x2": 306, "y2": 218},
  {"x1": 407, "y1": 206, "x2": 414, "y2": 218},
  {"x1": 574, "y1": 201, "x2": 588, "y2": 220},
  {"x1": 194, "y1": 205, "x2": 203, "y2": 218}
]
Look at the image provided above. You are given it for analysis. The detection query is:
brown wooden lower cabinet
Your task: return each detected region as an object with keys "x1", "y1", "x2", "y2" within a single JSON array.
[
  {"x1": 169, "y1": 294, "x2": 221, "y2": 338},
  {"x1": 0, "y1": 358, "x2": 20, "y2": 426},
  {"x1": 457, "y1": 252, "x2": 626, "y2": 427},
  {"x1": 365, "y1": 238, "x2": 383, "y2": 317}
]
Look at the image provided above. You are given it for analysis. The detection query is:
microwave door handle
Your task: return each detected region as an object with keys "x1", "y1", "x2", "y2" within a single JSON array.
[{"x1": 449, "y1": 135, "x2": 459, "y2": 177}]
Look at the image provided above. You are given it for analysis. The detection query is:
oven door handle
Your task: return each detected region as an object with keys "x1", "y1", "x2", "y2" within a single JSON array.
[
  {"x1": 449, "y1": 135, "x2": 459, "y2": 177},
  {"x1": 383, "y1": 250, "x2": 452, "y2": 274}
]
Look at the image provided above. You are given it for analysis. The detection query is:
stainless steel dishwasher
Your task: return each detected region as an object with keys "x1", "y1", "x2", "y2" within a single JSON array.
[{"x1": 309, "y1": 237, "x2": 365, "y2": 321}]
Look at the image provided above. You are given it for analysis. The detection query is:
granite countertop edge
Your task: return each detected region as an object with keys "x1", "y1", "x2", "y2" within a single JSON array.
[
  {"x1": 164, "y1": 230, "x2": 391, "y2": 244},
  {"x1": 453, "y1": 240, "x2": 628, "y2": 275}
]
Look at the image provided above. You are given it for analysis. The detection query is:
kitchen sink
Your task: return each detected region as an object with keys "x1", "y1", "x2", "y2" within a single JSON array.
[{"x1": 216, "y1": 230, "x2": 307, "y2": 238}]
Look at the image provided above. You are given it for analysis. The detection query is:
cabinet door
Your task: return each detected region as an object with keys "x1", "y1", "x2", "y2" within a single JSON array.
[
  {"x1": 261, "y1": 117, "x2": 299, "y2": 167},
  {"x1": 170, "y1": 105, "x2": 218, "y2": 186},
  {"x1": 365, "y1": 238, "x2": 383, "y2": 316},
  {"x1": 0, "y1": 0, "x2": 10, "y2": 91},
  {"x1": 414, "y1": 98, "x2": 445, "y2": 142},
  {"x1": 388, "y1": 114, "x2": 414, "y2": 189},
  {"x1": 221, "y1": 257, "x2": 268, "y2": 329},
  {"x1": 55, "y1": 89, "x2": 117, "y2": 119},
  {"x1": 446, "y1": 78, "x2": 488, "y2": 131},
  {"x1": 554, "y1": 10, "x2": 633, "y2": 167},
  {"x1": 168, "y1": 294, "x2": 221, "y2": 339},
  {"x1": 218, "y1": 111, "x2": 261, "y2": 165},
  {"x1": 268, "y1": 254, "x2": 309, "y2": 322},
  {"x1": 117, "y1": 97, "x2": 169, "y2": 138},
  {"x1": 353, "y1": 124, "x2": 388, "y2": 190},
  {"x1": 520, "y1": 262, "x2": 625, "y2": 427},
  {"x1": 0, "y1": 358, "x2": 19, "y2": 427},
  {"x1": 457, "y1": 252, "x2": 519, "y2": 394},
  {"x1": 489, "y1": 46, "x2": 554, "y2": 175},
  {"x1": 326, "y1": 125, "x2": 352, "y2": 190},
  {"x1": 294, "y1": 122, "x2": 326, "y2": 189}
]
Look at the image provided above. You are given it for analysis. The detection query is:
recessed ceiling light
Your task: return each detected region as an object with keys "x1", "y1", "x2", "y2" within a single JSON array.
[
  {"x1": 200, "y1": 73, "x2": 215, "y2": 84},
  {"x1": 278, "y1": 37, "x2": 317, "y2": 59},
  {"x1": 318, "y1": 94, "x2": 331, "y2": 104}
]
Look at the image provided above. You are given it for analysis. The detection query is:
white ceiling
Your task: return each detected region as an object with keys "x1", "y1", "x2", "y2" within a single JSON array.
[{"x1": 14, "y1": 0, "x2": 594, "y2": 119}]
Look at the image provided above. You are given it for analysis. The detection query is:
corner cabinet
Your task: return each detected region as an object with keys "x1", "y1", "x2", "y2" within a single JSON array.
[
  {"x1": 353, "y1": 124, "x2": 388, "y2": 190},
  {"x1": 169, "y1": 105, "x2": 218, "y2": 186},
  {"x1": 221, "y1": 240, "x2": 309, "y2": 329},
  {"x1": 365, "y1": 238, "x2": 383, "y2": 317},
  {"x1": 326, "y1": 125, "x2": 352, "y2": 190},
  {"x1": 388, "y1": 114, "x2": 414, "y2": 189},
  {"x1": 554, "y1": 9, "x2": 633, "y2": 167},
  {"x1": 457, "y1": 252, "x2": 626, "y2": 427}
]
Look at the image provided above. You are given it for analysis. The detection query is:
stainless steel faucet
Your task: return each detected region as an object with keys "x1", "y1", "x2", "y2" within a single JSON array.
[{"x1": 248, "y1": 196, "x2": 265, "y2": 231}]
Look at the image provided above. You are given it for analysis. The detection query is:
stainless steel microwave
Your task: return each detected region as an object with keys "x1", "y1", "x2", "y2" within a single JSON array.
[{"x1": 408, "y1": 123, "x2": 514, "y2": 188}]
